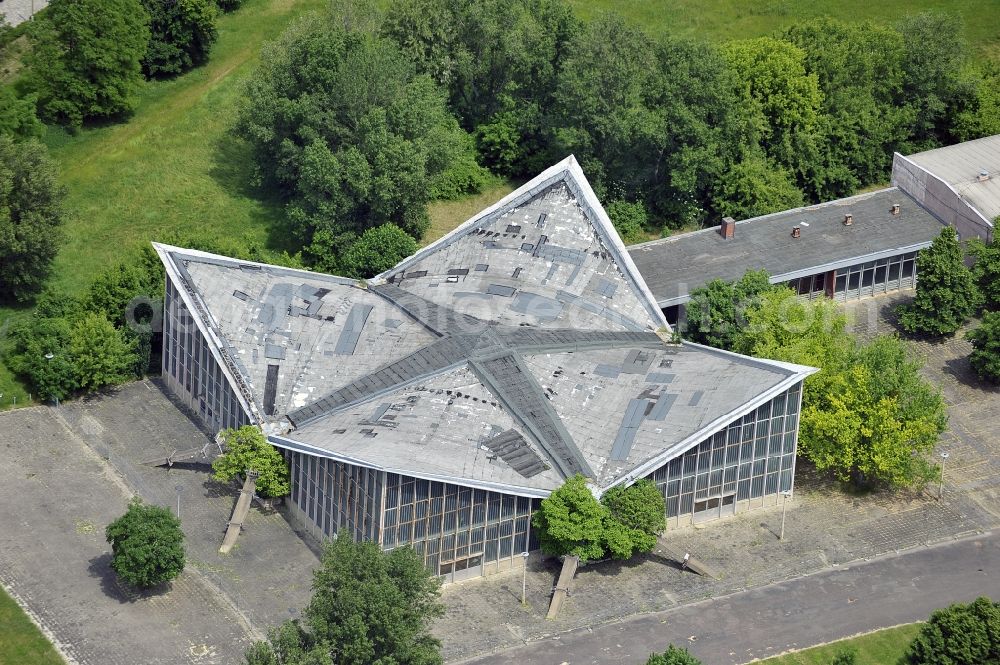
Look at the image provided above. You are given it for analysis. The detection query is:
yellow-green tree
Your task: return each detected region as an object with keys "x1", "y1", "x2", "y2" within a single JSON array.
[{"x1": 212, "y1": 426, "x2": 290, "y2": 498}]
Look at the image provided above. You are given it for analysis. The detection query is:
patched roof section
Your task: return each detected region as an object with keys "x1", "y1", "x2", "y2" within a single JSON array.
[
  {"x1": 288, "y1": 364, "x2": 565, "y2": 493},
  {"x1": 520, "y1": 344, "x2": 795, "y2": 487},
  {"x1": 377, "y1": 157, "x2": 667, "y2": 332},
  {"x1": 173, "y1": 254, "x2": 436, "y2": 419}
]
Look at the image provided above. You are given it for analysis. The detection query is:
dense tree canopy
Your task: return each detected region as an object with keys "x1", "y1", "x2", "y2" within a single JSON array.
[
  {"x1": 684, "y1": 270, "x2": 773, "y2": 350},
  {"x1": 0, "y1": 136, "x2": 65, "y2": 303},
  {"x1": 141, "y1": 0, "x2": 218, "y2": 78},
  {"x1": 213, "y1": 426, "x2": 291, "y2": 498},
  {"x1": 235, "y1": 6, "x2": 486, "y2": 269},
  {"x1": 906, "y1": 597, "x2": 1000, "y2": 665},
  {"x1": 247, "y1": 537, "x2": 443, "y2": 665},
  {"x1": 339, "y1": 223, "x2": 418, "y2": 279},
  {"x1": 897, "y1": 227, "x2": 982, "y2": 336},
  {"x1": 0, "y1": 87, "x2": 44, "y2": 140},
  {"x1": 105, "y1": 498, "x2": 185, "y2": 588},
  {"x1": 967, "y1": 312, "x2": 1000, "y2": 384},
  {"x1": 970, "y1": 236, "x2": 1000, "y2": 310},
  {"x1": 533, "y1": 474, "x2": 607, "y2": 562},
  {"x1": 25, "y1": 0, "x2": 150, "y2": 126},
  {"x1": 600, "y1": 480, "x2": 665, "y2": 560}
]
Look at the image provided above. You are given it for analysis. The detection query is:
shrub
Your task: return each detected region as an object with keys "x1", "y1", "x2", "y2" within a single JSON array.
[
  {"x1": 607, "y1": 200, "x2": 648, "y2": 245},
  {"x1": 141, "y1": 0, "x2": 218, "y2": 78},
  {"x1": 339, "y1": 223, "x2": 418, "y2": 279},
  {"x1": 645, "y1": 645, "x2": 703, "y2": 665},
  {"x1": 967, "y1": 311, "x2": 1000, "y2": 384},
  {"x1": 105, "y1": 498, "x2": 185, "y2": 588}
]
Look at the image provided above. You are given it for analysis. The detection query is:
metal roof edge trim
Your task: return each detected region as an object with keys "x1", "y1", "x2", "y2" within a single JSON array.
[
  {"x1": 267, "y1": 434, "x2": 555, "y2": 498},
  {"x1": 597, "y1": 370, "x2": 809, "y2": 495},
  {"x1": 679, "y1": 340, "x2": 819, "y2": 379},
  {"x1": 150, "y1": 242, "x2": 359, "y2": 286},
  {"x1": 153, "y1": 244, "x2": 261, "y2": 424}
]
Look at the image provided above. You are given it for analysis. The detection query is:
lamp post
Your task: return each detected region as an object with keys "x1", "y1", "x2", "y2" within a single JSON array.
[
  {"x1": 44, "y1": 353, "x2": 58, "y2": 407},
  {"x1": 938, "y1": 452, "x2": 949, "y2": 500},
  {"x1": 521, "y1": 551, "x2": 529, "y2": 605},
  {"x1": 175, "y1": 484, "x2": 184, "y2": 518},
  {"x1": 779, "y1": 490, "x2": 792, "y2": 541}
]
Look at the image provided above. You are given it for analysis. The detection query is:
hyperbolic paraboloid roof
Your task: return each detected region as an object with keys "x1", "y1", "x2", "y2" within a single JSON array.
[{"x1": 156, "y1": 156, "x2": 815, "y2": 497}]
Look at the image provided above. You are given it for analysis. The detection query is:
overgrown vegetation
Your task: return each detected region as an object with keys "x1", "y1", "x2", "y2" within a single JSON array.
[
  {"x1": 105, "y1": 498, "x2": 186, "y2": 588},
  {"x1": 906, "y1": 597, "x2": 1000, "y2": 665},
  {"x1": 245, "y1": 537, "x2": 444, "y2": 665},
  {"x1": 532, "y1": 475, "x2": 665, "y2": 562},
  {"x1": 212, "y1": 426, "x2": 291, "y2": 499},
  {"x1": 644, "y1": 645, "x2": 703, "y2": 665}
]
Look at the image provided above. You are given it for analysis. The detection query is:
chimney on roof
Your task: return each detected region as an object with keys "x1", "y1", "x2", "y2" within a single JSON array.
[
  {"x1": 843, "y1": 213, "x2": 854, "y2": 226},
  {"x1": 720, "y1": 216, "x2": 736, "y2": 240},
  {"x1": 791, "y1": 226, "x2": 801, "y2": 239},
  {"x1": 979, "y1": 170, "x2": 991, "y2": 182},
  {"x1": 891, "y1": 204, "x2": 900, "y2": 216}
]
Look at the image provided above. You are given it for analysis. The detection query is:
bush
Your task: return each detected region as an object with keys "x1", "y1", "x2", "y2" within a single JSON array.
[
  {"x1": 0, "y1": 136, "x2": 65, "y2": 303},
  {"x1": 141, "y1": 0, "x2": 218, "y2": 78},
  {"x1": 25, "y1": 0, "x2": 150, "y2": 126},
  {"x1": 0, "y1": 87, "x2": 44, "y2": 140},
  {"x1": 906, "y1": 597, "x2": 1000, "y2": 665},
  {"x1": 339, "y1": 223, "x2": 418, "y2": 279},
  {"x1": 105, "y1": 498, "x2": 185, "y2": 588},
  {"x1": 212, "y1": 426, "x2": 290, "y2": 498},
  {"x1": 607, "y1": 200, "x2": 648, "y2": 245},
  {"x1": 645, "y1": 645, "x2": 703, "y2": 665},
  {"x1": 967, "y1": 311, "x2": 1000, "y2": 384}
]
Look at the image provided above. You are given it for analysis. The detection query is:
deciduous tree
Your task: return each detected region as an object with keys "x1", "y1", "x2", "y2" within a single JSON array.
[
  {"x1": 105, "y1": 498, "x2": 185, "y2": 588},
  {"x1": 967, "y1": 312, "x2": 1000, "y2": 384},
  {"x1": 906, "y1": 597, "x2": 1000, "y2": 665},
  {"x1": 684, "y1": 270, "x2": 774, "y2": 351},
  {"x1": 897, "y1": 227, "x2": 982, "y2": 336},
  {"x1": 0, "y1": 136, "x2": 65, "y2": 302},
  {"x1": 600, "y1": 479, "x2": 665, "y2": 560},
  {"x1": 606, "y1": 200, "x2": 648, "y2": 245},
  {"x1": 212, "y1": 426, "x2": 290, "y2": 498},
  {"x1": 141, "y1": 0, "x2": 218, "y2": 78},
  {"x1": 25, "y1": 0, "x2": 150, "y2": 126},
  {"x1": 532, "y1": 474, "x2": 608, "y2": 562},
  {"x1": 970, "y1": 235, "x2": 1000, "y2": 310}
]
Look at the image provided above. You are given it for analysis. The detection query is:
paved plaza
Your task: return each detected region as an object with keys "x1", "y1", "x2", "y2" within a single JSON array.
[{"x1": 1, "y1": 291, "x2": 999, "y2": 664}]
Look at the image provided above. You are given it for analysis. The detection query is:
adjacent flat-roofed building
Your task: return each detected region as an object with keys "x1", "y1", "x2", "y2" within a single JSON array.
[
  {"x1": 156, "y1": 156, "x2": 815, "y2": 582},
  {"x1": 630, "y1": 134, "x2": 1000, "y2": 321}
]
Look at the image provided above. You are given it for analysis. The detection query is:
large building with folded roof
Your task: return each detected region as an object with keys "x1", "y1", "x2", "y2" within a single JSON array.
[{"x1": 156, "y1": 156, "x2": 815, "y2": 583}]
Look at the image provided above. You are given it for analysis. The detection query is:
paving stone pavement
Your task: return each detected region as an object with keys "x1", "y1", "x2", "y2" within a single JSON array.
[{"x1": 438, "y1": 292, "x2": 1000, "y2": 662}]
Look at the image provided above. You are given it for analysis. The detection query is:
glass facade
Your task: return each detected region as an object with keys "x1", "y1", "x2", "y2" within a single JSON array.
[
  {"x1": 163, "y1": 278, "x2": 250, "y2": 433},
  {"x1": 832, "y1": 252, "x2": 917, "y2": 301},
  {"x1": 288, "y1": 451, "x2": 383, "y2": 543},
  {"x1": 381, "y1": 474, "x2": 538, "y2": 583},
  {"x1": 647, "y1": 383, "x2": 801, "y2": 527}
]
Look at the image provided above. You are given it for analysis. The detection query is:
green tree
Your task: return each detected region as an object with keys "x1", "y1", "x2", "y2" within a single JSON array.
[
  {"x1": 954, "y1": 65, "x2": 1000, "y2": 142},
  {"x1": 967, "y1": 312, "x2": 1000, "y2": 384},
  {"x1": 645, "y1": 645, "x2": 703, "y2": 665},
  {"x1": 906, "y1": 597, "x2": 1000, "y2": 665},
  {"x1": 0, "y1": 136, "x2": 65, "y2": 303},
  {"x1": 711, "y1": 154, "x2": 805, "y2": 220},
  {"x1": 897, "y1": 227, "x2": 982, "y2": 336},
  {"x1": 25, "y1": 0, "x2": 150, "y2": 126},
  {"x1": 799, "y1": 336, "x2": 947, "y2": 489},
  {"x1": 86, "y1": 245, "x2": 164, "y2": 327},
  {"x1": 339, "y1": 223, "x2": 418, "y2": 279},
  {"x1": 141, "y1": 0, "x2": 218, "y2": 78},
  {"x1": 600, "y1": 479, "x2": 665, "y2": 560},
  {"x1": 212, "y1": 426, "x2": 291, "y2": 498},
  {"x1": 69, "y1": 311, "x2": 139, "y2": 391},
  {"x1": 235, "y1": 6, "x2": 484, "y2": 265},
  {"x1": 684, "y1": 270, "x2": 774, "y2": 351},
  {"x1": 533, "y1": 474, "x2": 608, "y2": 562},
  {"x1": 105, "y1": 498, "x2": 185, "y2": 588},
  {"x1": 244, "y1": 620, "x2": 332, "y2": 665},
  {"x1": 306, "y1": 537, "x2": 443, "y2": 665},
  {"x1": 0, "y1": 86, "x2": 44, "y2": 139},
  {"x1": 970, "y1": 236, "x2": 1000, "y2": 310},
  {"x1": 6, "y1": 309, "x2": 79, "y2": 401},
  {"x1": 606, "y1": 200, "x2": 648, "y2": 245}
]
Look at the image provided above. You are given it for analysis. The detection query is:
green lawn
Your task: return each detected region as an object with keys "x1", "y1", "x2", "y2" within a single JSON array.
[
  {"x1": 756, "y1": 623, "x2": 921, "y2": 665},
  {"x1": 568, "y1": 0, "x2": 1000, "y2": 61},
  {"x1": 0, "y1": 586, "x2": 64, "y2": 665}
]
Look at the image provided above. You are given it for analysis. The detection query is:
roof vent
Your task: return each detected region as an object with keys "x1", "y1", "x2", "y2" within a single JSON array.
[
  {"x1": 979, "y1": 170, "x2": 991, "y2": 182},
  {"x1": 843, "y1": 213, "x2": 853, "y2": 226},
  {"x1": 791, "y1": 226, "x2": 801, "y2": 239},
  {"x1": 720, "y1": 216, "x2": 736, "y2": 240},
  {"x1": 891, "y1": 204, "x2": 900, "y2": 216}
]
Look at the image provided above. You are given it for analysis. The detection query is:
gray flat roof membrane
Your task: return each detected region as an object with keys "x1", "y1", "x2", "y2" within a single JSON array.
[{"x1": 333, "y1": 304, "x2": 374, "y2": 355}]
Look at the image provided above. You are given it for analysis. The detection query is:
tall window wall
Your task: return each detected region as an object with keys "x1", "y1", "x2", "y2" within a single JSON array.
[
  {"x1": 288, "y1": 451, "x2": 382, "y2": 544},
  {"x1": 833, "y1": 253, "x2": 916, "y2": 301},
  {"x1": 647, "y1": 382, "x2": 802, "y2": 527},
  {"x1": 381, "y1": 473, "x2": 538, "y2": 583},
  {"x1": 163, "y1": 278, "x2": 249, "y2": 432}
]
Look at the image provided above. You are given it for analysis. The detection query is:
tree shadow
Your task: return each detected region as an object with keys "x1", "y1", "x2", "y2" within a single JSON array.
[
  {"x1": 944, "y1": 356, "x2": 1000, "y2": 392},
  {"x1": 87, "y1": 552, "x2": 171, "y2": 602},
  {"x1": 206, "y1": 132, "x2": 300, "y2": 256}
]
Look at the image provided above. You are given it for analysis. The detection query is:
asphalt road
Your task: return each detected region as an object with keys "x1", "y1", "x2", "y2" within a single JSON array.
[{"x1": 463, "y1": 532, "x2": 999, "y2": 665}]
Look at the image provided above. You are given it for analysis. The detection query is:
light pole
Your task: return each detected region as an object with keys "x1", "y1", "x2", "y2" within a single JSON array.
[
  {"x1": 938, "y1": 452, "x2": 949, "y2": 500},
  {"x1": 44, "y1": 353, "x2": 58, "y2": 407},
  {"x1": 521, "y1": 551, "x2": 529, "y2": 605},
  {"x1": 175, "y1": 484, "x2": 184, "y2": 518},
  {"x1": 779, "y1": 490, "x2": 792, "y2": 541}
]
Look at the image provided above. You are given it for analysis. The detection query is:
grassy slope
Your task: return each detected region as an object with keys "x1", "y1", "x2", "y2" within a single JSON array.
[
  {"x1": 757, "y1": 623, "x2": 921, "y2": 665},
  {"x1": 0, "y1": 0, "x2": 323, "y2": 409},
  {"x1": 568, "y1": 0, "x2": 1000, "y2": 60},
  {"x1": 0, "y1": 587, "x2": 64, "y2": 665}
]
